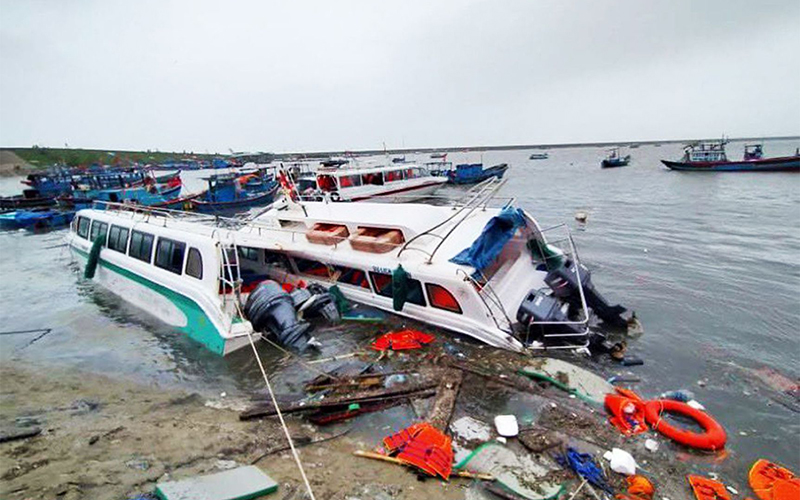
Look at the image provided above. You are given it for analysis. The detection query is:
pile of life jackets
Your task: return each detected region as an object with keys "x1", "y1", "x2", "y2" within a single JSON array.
[{"x1": 382, "y1": 422, "x2": 453, "y2": 479}]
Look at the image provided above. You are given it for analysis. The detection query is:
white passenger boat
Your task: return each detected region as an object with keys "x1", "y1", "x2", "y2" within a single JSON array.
[
  {"x1": 293, "y1": 162, "x2": 447, "y2": 202},
  {"x1": 66, "y1": 180, "x2": 622, "y2": 356}
]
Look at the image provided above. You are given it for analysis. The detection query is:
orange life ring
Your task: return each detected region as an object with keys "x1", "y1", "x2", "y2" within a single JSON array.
[{"x1": 643, "y1": 400, "x2": 726, "y2": 451}]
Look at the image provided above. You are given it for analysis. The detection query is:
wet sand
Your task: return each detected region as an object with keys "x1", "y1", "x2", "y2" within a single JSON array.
[{"x1": 1, "y1": 346, "x2": 698, "y2": 500}]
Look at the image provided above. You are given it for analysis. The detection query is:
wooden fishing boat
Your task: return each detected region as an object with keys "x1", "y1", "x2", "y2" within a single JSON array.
[
  {"x1": 662, "y1": 141, "x2": 800, "y2": 172},
  {"x1": 529, "y1": 152, "x2": 549, "y2": 160},
  {"x1": 1, "y1": 208, "x2": 76, "y2": 230},
  {"x1": 0, "y1": 190, "x2": 57, "y2": 210},
  {"x1": 446, "y1": 163, "x2": 509, "y2": 184},
  {"x1": 189, "y1": 176, "x2": 279, "y2": 214},
  {"x1": 601, "y1": 148, "x2": 631, "y2": 168}
]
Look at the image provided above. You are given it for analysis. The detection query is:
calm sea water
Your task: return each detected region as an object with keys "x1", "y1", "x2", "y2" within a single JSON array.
[{"x1": 1, "y1": 139, "x2": 798, "y2": 481}]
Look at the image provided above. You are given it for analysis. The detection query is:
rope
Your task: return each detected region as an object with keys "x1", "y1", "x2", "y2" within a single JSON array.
[
  {"x1": 262, "y1": 337, "x2": 341, "y2": 381},
  {"x1": 246, "y1": 331, "x2": 317, "y2": 500},
  {"x1": 222, "y1": 235, "x2": 317, "y2": 498}
]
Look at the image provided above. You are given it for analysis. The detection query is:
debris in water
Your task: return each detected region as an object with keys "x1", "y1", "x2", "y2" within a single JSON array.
[{"x1": 154, "y1": 465, "x2": 278, "y2": 500}]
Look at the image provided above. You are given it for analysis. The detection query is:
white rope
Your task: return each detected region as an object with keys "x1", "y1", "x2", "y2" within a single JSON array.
[
  {"x1": 246, "y1": 331, "x2": 317, "y2": 500},
  {"x1": 222, "y1": 232, "x2": 316, "y2": 499}
]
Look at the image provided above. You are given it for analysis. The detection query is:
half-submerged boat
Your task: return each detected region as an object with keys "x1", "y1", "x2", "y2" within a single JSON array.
[
  {"x1": 1, "y1": 209, "x2": 76, "y2": 231},
  {"x1": 662, "y1": 141, "x2": 800, "y2": 172},
  {"x1": 295, "y1": 163, "x2": 447, "y2": 202},
  {"x1": 445, "y1": 163, "x2": 509, "y2": 184},
  {"x1": 66, "y1": 179, "x2": 628, "y2": 356},
  {"x1": 601, "y1": 148, "x2": 631, "y2": 168},
  {"x1": 529, "y1": 152, "x2": 549, "y2": 160}
]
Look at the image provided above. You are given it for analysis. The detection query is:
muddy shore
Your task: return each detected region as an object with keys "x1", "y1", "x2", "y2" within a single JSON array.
[{"x1": 1, "y1": 340, "x2": 701, "y2": 500}]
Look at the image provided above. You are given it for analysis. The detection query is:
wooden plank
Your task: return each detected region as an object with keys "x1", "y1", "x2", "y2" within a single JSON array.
[
  {"x1": 0, "y1": 427, "x2": 42, "y2": 444},
  {"x1": 240, "y1": 381, "x2": 438, "y2": 420},
  {"x1": 427, "y1": 368, "x2": 463, "y2": 432},
  {"x1": 353, "y1": 450, "x2": 494, "y2": 480}
]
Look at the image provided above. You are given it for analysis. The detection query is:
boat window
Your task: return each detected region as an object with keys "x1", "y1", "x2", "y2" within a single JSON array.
[
  {"x1": 107, "y1": 225, "x2": 130, "y2": 253},
  {"x1": 128, "y1": 231, "x2": 155, "y2": 263},
  {"x1": 76, "y1": 216, "x2": 90, "y2": 239},
  {"x1": 89, "y1": 221, "x2": 109, "y2": 245},
  {"x1": 384, "y1": 169, "x2": 404, "y2": 182},
  {"x1": 425, "y1": 284, "x2": 462, "y2": 314},
  {"x1": 295, "y1": 257, "x2": 331, "y2": 278},
  {"x1": 361, "y1": 172, "x2": 384, "y2": 186},
  {"x1": 237, "y1": 246, "x2": 260, "y2": 262},
  {"x1": 186, "y1": 248, "x2": 203, "y2": 280},
  {"x1": 317, "y1": 175, "x2": 337, "y2": 192},
  {"x1": 263, "y1": 250, "x2": 292, "y2": 271},
  {"x1": 334, "y1": 266, "x2": 371, "y2": 289},
  {"x1": 155, "y1": 237, "x2": 186, "y2": 275},
  {"x1": 369, "y1": 271, "x2": 426, "y2": 306},
  {"x1": 339, "y1": 175, "x2": 362, "y2": 188},
  {"x1": 405, "y1": 168, "x2": 415, "y2": 179}
]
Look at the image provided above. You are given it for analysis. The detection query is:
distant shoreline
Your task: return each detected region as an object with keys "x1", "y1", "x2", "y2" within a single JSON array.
[
  {"x1": 2, "y1": 135, "x2": 798, "y2": 167},
  {"x1": 277, "y1": 135, "x2": 800, "y2": 159}
]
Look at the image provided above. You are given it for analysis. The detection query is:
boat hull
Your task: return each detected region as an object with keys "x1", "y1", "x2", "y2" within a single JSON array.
[
  {"x1": 448, "y1": 164, "x2": 509, "y2": 184},
  {"x1": 661, "y1": 156, "x2": 800, "y2": 172},
  {"x1": 67, "y1": 234, "x2": 255, "y2": 355},
  {"x1": 0, "y1": 195, "x2": 57, "y2": 210},
  {"x1": 191, "y1": 185, "x2": 278, "y2": 214},
  {"x1": 348, "y1": 179, "x2": 446, "y2": 202}
]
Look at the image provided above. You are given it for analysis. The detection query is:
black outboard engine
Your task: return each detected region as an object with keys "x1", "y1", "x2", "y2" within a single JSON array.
[
  {"x1": 517, "y1": 289, "x2": 584, "y2": 335},
  {"x1": 244, "y1": 281, "x2": 314, "y2": 351},
  {"x1": 544, "y1": 259, "x2": 627, "y2": 328}
]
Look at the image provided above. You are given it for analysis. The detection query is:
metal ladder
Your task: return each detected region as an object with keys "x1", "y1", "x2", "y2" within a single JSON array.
[
  {"x1": 397, "y1": 177, "x2": 508, "y2": 263},
  {"x1": 215, "y1": 232, "x2": 244, "y2": 330}
]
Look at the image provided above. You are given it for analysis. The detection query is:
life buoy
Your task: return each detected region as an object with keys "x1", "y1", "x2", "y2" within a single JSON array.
[
  {"x1": 330, "y1": 191, "x2": 341, "y2": 202},
  {"x1": 643, "y1": 400, "x2": 726, "y2": 451}
]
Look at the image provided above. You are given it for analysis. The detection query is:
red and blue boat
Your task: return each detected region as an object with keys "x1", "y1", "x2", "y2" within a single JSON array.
[{"x1": 662, "y1": 141, "x2": 800, "y2": 172}]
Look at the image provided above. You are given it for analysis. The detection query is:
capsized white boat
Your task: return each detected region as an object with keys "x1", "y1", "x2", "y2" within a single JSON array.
[{"x1": 66, "y1": 179, "x2": 625, "y2": 355}]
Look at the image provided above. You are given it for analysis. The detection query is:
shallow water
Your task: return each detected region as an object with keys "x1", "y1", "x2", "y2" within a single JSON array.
[{"x1": 1, "y1": 139, "x2": 798, "y2": 481}]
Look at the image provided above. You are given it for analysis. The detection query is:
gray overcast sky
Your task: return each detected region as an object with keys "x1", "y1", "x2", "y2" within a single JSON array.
[{"x1": 1, "y1": 0, "x2": 798, "y2": 153}]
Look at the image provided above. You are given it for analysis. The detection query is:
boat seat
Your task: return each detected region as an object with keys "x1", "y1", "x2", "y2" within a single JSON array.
[
  {"x1": 305, "y1": 223, "x2": 350, "y2": 246},
  {"x1": 349, "y1": 226, "x2": 405, "y2": 254}
]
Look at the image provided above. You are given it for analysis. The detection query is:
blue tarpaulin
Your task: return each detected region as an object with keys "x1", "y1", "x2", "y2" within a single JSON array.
[{"x1": 450, "y1": 206, "x2": 526, "y2": 271}]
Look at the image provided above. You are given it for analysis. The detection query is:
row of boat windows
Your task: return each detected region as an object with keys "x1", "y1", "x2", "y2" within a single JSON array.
[
  {"x1": 259, "y1": 250, "x2": 461, "y2": 314},
  {"x1": 72, "y1": 217, "x2": 461, "y2": 314},
  {"x1": 74, "y1": 216, "x2": 203, "y2": 280},
  {"x1": 317, "y1": 168, "x2": 429, "y2": 191}
]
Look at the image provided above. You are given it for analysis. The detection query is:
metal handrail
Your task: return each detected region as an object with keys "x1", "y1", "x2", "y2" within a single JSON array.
[
  {"x1": 456, "y1": 268, "x2": 514, "y2": 335},
  {"x1": 397, "y1": 178, "x2": 506, "y2": 262}
]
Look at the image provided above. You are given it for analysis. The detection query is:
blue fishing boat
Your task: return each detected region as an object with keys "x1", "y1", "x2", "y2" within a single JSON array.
[
  {"x1": 190, "y1": 175, "x2": 279, "y2": 214},
  {"x1": 446, "y1": 163, "x2": 509, "y2": 184},
  {"x1": 0, "y1": 209, "x2": 76, "y2": 231},
  {"x1": 64, "y1": 182, "x2": 183, "y2": 209},
  {"x1": 662, "y1": 141, "x2": 800, "y2": 172}
]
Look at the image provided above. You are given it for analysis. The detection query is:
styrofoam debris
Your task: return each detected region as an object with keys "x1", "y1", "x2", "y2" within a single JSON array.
[
  {"x1": 604, "y1": 448, "x2": 637, "y2": 475},
  {"x1": 686, "y1": 400, "x2": 705, "y2": 411},
  {"x1": 645, "y1": 439, "x2": 659, "y2": 452},
  {"x1": 494, "y1": 415, "x2": 519, "y2": 437}
]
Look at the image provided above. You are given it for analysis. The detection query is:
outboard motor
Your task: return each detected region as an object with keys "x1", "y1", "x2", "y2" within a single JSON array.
[
  {"x1": 544, "y1": 259, "x2": 628, "y2": 328},
  {"x1": 291, "y1": 284, "x2": 340, "y2": 323},
  {"x1": 517, "y1": 289, "x2": 584, "y2": 337},
  {"x1": 244, "y1": 281, "x2": 314, "y2": 351}
]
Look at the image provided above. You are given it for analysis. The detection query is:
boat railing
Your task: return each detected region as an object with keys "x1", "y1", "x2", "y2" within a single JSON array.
[
  {"x1": 524, "y1": 223, "x2": 590, "y2": 346},
  {"x1": 397, "y1": 177, "x2": 509, "y2": 263},
  {"x1": 456, "y1": 268, "x2": 515, "y2": 335}
]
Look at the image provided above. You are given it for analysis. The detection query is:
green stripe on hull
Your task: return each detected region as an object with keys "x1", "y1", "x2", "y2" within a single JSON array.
[{"x1": 73, "y1": 247, "x2": 227, "y2": 355}]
